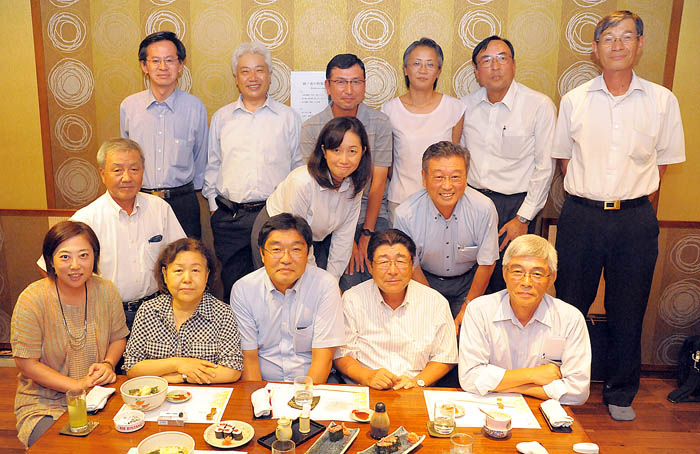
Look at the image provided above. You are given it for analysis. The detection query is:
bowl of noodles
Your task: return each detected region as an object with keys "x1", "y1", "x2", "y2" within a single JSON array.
[{"x1": 120, "y1": 376, "x2": 168, "y2": 412}]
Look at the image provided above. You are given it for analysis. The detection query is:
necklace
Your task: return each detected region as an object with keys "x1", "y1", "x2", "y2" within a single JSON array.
[{"x1": 55, "y1": 281, "x2": 88, "y2": 351}]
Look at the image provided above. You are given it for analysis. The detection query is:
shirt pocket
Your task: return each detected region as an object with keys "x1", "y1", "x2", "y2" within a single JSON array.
[
  {"x1": 627, "y1": 128, "x2": 655, "y2": 164},
  {"x1": 172, "y1": 137, "x2": 194, "y2": 169},
  {"x1": 456, "y1": 245, "x2": 478, "y2": 264},
  {"x1": 191, "y1": 341, "x2": 219, "y2": 363},
  {"x1": 293, "y1": 325, "x2": 313, "y2": 353},
  {"x1": 499, "y1": 128, "x2": 530, "y2": 159}
]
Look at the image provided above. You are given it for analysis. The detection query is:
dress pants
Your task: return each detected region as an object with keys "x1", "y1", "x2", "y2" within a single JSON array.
[
  {"x1": 212, "y1": 201, "x2": 264, "y2": 302},
  {"x1": 555, "y1": 195, "x2": 658, "y2": 406},
  {"x1": 165, "y1": 190, "x2": 202, "y2": 239},
  {"x1": 422, "y1": 267, "x2": 477, "y2": 318}
]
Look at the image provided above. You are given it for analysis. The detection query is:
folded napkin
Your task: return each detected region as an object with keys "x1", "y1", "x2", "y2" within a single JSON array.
[
  {"x1": 86, "y1": 386, "x2": 115, "y2": 412},
  {"x1": 540, "y1": 399, "x2": 574, "y2": 427},
  {"x1": 516, "y1": 441, "x2": 549, "y2": 454},
  {"x1": 251, "y1": 387, "x2": 272, "y2": 418}
]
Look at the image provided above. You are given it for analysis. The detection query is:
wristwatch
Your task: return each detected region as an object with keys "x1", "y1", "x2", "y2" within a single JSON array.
[
  {"x1": 361, "y1": 228, "x2": 374, "y2": 237},
  {"x1": 416, "y1": 379, "x2": 426, "y2": 387},
  {"x1": 516, "y1": 215, "x2": 531, "y2": 225}
]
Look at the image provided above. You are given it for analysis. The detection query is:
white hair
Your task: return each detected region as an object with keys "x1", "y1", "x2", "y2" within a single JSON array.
[
  {"x1": 231, "y1": 41, "x2": 271, "y2": 73},
  {"x1": 96, "y1": 138, "x2": 144, "y2": 169},
  {"x1": 503, "y1": 234, "x2": 558, "y2": 272}
]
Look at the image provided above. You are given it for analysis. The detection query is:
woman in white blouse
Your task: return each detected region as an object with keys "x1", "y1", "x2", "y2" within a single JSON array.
[
  {"x1": 382, "y1": 37, "x2": 465, "y2": 220},
  {"x1": 251, "y1": 116, "x2": 372, "y2": 280}
]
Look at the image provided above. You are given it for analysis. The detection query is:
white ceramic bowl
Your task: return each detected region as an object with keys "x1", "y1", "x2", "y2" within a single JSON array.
[
  {"x1": 120, "y1": 376, "x2": 168, "y2": 412},
  {"x1": 136, "y1": 431, "x2": 195, "y2": 454},
  {"x1": 113, "y1": 409, "x2": 145, "y2": 433}
]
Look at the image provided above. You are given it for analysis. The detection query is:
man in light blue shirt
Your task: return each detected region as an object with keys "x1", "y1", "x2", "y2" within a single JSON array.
[
  {"x1": 204, "y1": 42, "x2": 302, "y2": 301},
  {"x1": 394, "y1": 141, "x2": 499, "y2": 333},
  {"x1": 230, "y1": 213, "x2": 343, "y2": 383},
  {"x1": 121, "y1": 31, "x2": 208, "y2": 239}
]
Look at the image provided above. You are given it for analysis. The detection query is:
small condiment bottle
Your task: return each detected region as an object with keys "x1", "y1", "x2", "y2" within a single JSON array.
[
  {"x1": 299, "y1": 403, "x2": 311, "y2": 434},
  {"x1": 370, "y1": 402, "x2": 390, "y2": 440},
  {"x1": 275, "y1": 416, "x2": 293, "y2": 441}
]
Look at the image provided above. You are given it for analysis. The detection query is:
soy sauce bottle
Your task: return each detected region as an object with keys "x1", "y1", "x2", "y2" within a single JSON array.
[{"x1": 370, "y1": 402, "x2": 390, "y2": 439}]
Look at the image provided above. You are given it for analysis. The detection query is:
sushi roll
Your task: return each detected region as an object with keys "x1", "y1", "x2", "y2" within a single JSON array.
[
  {"x1": 385, "y1": 435, "x2": 399, "y2": 452},
  {"x1": 376, "y1": 440, "x2": 393, "y2": 454},
  {"x1": 223, "y1": 425, "x2": 233, "y2": 439},
  {"x1": 328, "y1": 424, "x2": 344, "y2": 442},
  {"x1": 231, "y1": 427, "x2": 243, "y2": 441},
  {"x1": 215, "y1": 423, "x2": 227, "y2": 439}
]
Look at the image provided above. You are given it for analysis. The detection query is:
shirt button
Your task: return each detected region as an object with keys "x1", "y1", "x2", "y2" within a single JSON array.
[
  {"x1": 158, "y1": 149, "x2": 162, "y2": 153},
  {"x1": 446, "y1": 242, "x2": 449, "y2": 244},
  {"x1": 446, "y1": 268, "x2": 450, "y2": 272},
  {"x1": 157, "y1": 167, "x2": 161, "y2": 171},
  {"x1": 446, "y1": 256, "x2": 450, "y2": 259},
  {"x1": 158, "y1": 131, "x2": 162, "y2": 135}
]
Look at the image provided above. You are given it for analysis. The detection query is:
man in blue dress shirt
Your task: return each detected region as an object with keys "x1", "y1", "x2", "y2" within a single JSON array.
[{"x1": 121, "y1": 31, "x2": 208, "y2": 239}]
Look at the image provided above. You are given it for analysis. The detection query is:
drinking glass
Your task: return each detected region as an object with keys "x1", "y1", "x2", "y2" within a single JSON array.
[
  {"x1": 450, "y1": 433, "x2": 473, "y2": 454},
  {"x1": 293, "y1": 376, "x2": 313, "y2": 406},
  {"x1": 271, "y1": 439, "x2": 295, "y2": 454},
  {"x1": 433, "y1": 400, "x2": 456, "y2": 435},
  {"x1": 66, "y1": 388, "x2": 88, "y2": 433}
]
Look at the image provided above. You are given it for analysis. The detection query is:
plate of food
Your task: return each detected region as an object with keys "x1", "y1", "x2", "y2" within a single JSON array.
[
  {"x1": 304, "y1": 421, "x2": 359, "y2": 454},
  {"x1": 454, "y1": 403, "x2": 465, "y2": 418},
  {"x1": 166, "y1": 391, "x2": 192, "y2": 404},
  {"x1": 203, "y1": 420, "x2": 254, "y2": 448},
  {"x1": 350, "y1": 408, "x2": 373, "y2": 423},
  {"x1": 358, "y1": 426, "x2": 425, "y2": 454}
]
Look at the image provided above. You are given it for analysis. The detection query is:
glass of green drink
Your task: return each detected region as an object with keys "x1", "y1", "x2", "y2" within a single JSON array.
[{"x1": 66, "y1": 388, "x2": 88, "y2": 433}]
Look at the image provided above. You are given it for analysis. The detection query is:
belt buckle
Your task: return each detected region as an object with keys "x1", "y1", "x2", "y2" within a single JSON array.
[
  {"x1": 603, "y1": 200, "x2": 620, "y2": 210},
  {"x1": 152, "y1": 190, "x2": 165, "y2": 199},
  {"x1": 162, "y1": 189, "x2": 171, "y2": 199}
]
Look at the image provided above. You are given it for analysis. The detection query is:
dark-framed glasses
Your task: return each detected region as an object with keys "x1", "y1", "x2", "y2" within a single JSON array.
[
  {"x1": 373, "y1": 258, "x2": 412, "y2": 271},
  {"x1": 264, "y1": 246, "x2": 307, "y2": 259},
  {"x1": 328, "y1": 79, "x2": 366, "y2": 88}
]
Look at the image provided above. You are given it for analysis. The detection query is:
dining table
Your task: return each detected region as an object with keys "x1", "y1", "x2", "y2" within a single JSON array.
[{"x1": 28, "y1": 378, "x2": 593, "y2": 453}]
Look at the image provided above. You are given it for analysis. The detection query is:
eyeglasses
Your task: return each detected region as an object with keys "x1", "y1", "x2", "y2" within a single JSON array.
[
  {"x1": 506, "y1": 266, "x2": 551, "y2": 282},
  {"x1": 373, "y1": 258, "x2": 412, "y2": 271},
  {"x1": 478, "y1": 54, "x2": 511, "y2": 66},
  {"x1": 598, "y1": 33, "x2": 639, "y2": 47},
  {"x1": 430, "y1": 175, "x2": 465, "y2": 185},
  {"x1": 146, "y1": 57, "x2": 178, "y2": 67},
  {"x1": 264, "y1": 246, "x2": 307, "y2": 259},
  {"x1": 328, "y1": 79, "x2": 366, "y2": 88}
]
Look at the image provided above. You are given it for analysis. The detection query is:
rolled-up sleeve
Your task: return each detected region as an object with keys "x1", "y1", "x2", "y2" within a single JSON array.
[
  {"x1": 458, "y1": 302, "x2": 506, "y2": 395},
  {"x1": 543, "y1": 312, "x2": 591, "y2": 405}
]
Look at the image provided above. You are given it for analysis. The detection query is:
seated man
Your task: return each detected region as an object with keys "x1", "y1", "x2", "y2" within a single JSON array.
[
  {"x1": 335, "y1": 229, "x2": 457, "y2": 389},
  {"x1": 458, "y1": 234, "x2": 591, "y2": 405},
  {"x1": 231, "y1": 213, "x2": 344, "y2": 383}
]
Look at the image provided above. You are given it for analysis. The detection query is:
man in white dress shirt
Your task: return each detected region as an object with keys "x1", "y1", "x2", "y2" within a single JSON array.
[
  {"x1": 335, "y1": 229, "x2": 457, "y2": 389},
  {"x1": 553, "y1": 11, "x2": 685, "y2": 420},
  {"x1": 461, "y1": 35, "x2": 556, "y2": 293},
  {"x1": 394, "y1": 141, "x2": 499, "y2": 333},
  {"x1": 231, "y1": 214, "x2": 344, "y2": 384},
  {"x1": 39, "y1": 138, "x2": 186, "y2": 329},
  {"x1": 204, "y1": 42, "x2": 303, "y2": 300},
  {"x1": 459, "y1": 235, "x2": 591, "y2": 405}
]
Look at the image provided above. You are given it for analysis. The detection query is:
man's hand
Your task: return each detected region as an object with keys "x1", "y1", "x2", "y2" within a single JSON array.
[
  {"x1": 392, "y1": 375, "x2": 418, "y2": 390},
  {"x1": 498, "y1": 216, "x2": 529, "y2": 251},
  {"x1": 454, "y1": 306, "x2": 466, "y2": 336},
  {"x1": 87, "y1": 362, "x2": 116, "y2": 386},
  {"x1": 366, "y1": 368, "x2": 399, "y2": 390},
  {"x1": 178, "y1": 358, "x2": 219, "y2": 384},
  {"x1": 530, "y1": 363, "x2": 562, "y2": 386}
]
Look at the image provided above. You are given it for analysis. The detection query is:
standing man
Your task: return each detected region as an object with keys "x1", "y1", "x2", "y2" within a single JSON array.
[
  {"x1": 300, "y1": 54, "x2": 393, "y2": 291},
  {"x1": 394, "y1": 141, "x2": 499, "y2": 333},
  {"x1": 553, "y1": 10, "x2": 685, "y2": 420},
  {"x1": 461, "y1": 35, "x2": 556, "y2": 293},
  {"x1": 204, "y1": 42, "x2": 303, "y2": 300},
  {"x1": 121, "y1": 31, "x2": 208, "y2": 239}
]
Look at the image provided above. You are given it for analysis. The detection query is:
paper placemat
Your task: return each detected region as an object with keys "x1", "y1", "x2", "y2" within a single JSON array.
[
  {"x1": 118, "y1": 386, "x2": 232, "y2": 424},
  {"x1": 265, "y1": 383, "x2": 369, "y2": 421}
]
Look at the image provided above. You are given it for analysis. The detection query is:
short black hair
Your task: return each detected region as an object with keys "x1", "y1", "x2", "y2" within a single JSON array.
[
  {"x1": 43, "y1": 221, "x2": 100, "y2": 279},
  {"x1": 471, "y1": 35, "x2": 515, "y2": 66},
  {"x1": 326, "y1": 54, "x2": 365, "y2": 79},
  {"x1": 138, "y1": 31, "x2": 186, "y2": 62},
  {"x1": 154, "y1": 238, "x2": 217, "y2": 293},
  {"x1": 307, "y1": 116, "x2": 372, "y2": 198},
  {"x1": 368, "y1": 229, "x2": 417, "y2": 263},
  {"x1": 403, "y1": 37, "x2": 443, "y2": 89},
  {"x1": 421, "y1": 141, "x2": 469, "y2": 173},
  {"x1": 257, "y1": 213, "x2": 313, "y2": 250}
]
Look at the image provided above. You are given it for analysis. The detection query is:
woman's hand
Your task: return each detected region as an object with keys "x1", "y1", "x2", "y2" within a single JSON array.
[
  {"x1": 177, "y1": 358, "x2": 218, "y2": 384},
  {"x1": 87, "y1": 361, "x2": 116, "y2": 386}
]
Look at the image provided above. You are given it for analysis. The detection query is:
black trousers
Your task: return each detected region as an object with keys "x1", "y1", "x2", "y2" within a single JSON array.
[
  {"x1": 146, "y1": 189, "x2": 202, "y2": 239},
  {"x1": 211, "y1": 200, "x2": 264, "y2": 302},
  {"x1": 555, "y1": 195, "x2": 659, "y2": 406},
  {"x1": 474, "y1": 189, "x2": 535, "y2": 294},
  {"x1": 423, "y1": 267, "x2": 477, "y2": 318}
]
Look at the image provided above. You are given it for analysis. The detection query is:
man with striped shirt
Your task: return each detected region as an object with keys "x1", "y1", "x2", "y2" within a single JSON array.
[{"x1": 334, "y1": 229, "x2": 457, "y2": 390}]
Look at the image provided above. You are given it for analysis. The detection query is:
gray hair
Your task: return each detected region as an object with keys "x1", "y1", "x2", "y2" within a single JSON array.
[
  {"x1": 96, "y1": 138, "x2": 145, "y2": 169},
  {"x1": 594, "y1": 10, "x2": 644, "y2": 42},
  {"x1": 421, "y1": 141, "x2": 469, "y2": 173},
  {"x1": 503, "y1": 234, "x2": 558, "y2": 273},
  {"x1": 231, "y1": 41, "x2": 272, "y2": 73}
]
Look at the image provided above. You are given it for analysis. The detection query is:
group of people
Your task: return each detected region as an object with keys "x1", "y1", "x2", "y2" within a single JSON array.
[{"x1": 10, "y1": 9, "x2": 685, "y2": 448}]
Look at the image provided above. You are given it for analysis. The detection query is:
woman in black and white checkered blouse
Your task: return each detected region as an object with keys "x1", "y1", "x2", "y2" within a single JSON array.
[{"x1": 122, "y1": 238, "x2": 244, "y2": 384}]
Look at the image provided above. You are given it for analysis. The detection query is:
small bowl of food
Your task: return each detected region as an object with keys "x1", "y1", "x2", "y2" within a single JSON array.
[
  {"x1": 350, "y1": 408, "x2": 373, "y2": 423},
  {"x1": 120, "y1": 376, "x2": 168, "y2": 412},
  {"x1": 482, "y1": 410, "x2": 512, "y2": 439},
  {"x1": 136, "y1": 431, "x2": 194, "y2": 454}
]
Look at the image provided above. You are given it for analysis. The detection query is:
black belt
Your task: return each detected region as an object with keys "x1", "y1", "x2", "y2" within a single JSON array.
[
  {"x1": 469, "y1": 186, "x2": 526, "y2": 198},
  {"x1": 141, "y1": 182, "x2": 194, "y2": 199},
  {"x1": 215, "y1": 195, "x2": 266, "y2": 212},
  {"x1": 123, "y1": 292, "x2": 160, "y2": 312},
  {"x1": 566, "y1": 193, "x2": 648, "y2": 211}
]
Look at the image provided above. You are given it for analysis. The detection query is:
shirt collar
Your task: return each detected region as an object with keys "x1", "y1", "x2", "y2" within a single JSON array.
[
  {"x1": 372, "y1": 279, "x2": 412, "y2": 310},
  {"x1": 589, "y1": 71, "x2": 645, "y2": 97},
  {"x1": 146, "y1": 88, "x2": 178, "y2": 112},
  {"x1": 428, "y1": 192, "x2": 462, "y2": 223},
  {"x1": 233, "y1": 95, "x2": 277, "y2": 114},
  {"x1": 319, "y1": 170, "x2": 353, "y2": 193},
  {"x1": 493, "y1": 290, "x2": 553, "y2": 328},
  {"x1": 476, "y1": 80, "x2": 517, "y2": 110},
  {"x1": 104, "y1": 191, "x2": 142, "y2": 216},
  {"x1": 152, "y1": 292, "x2": 216, "y2": 322}
]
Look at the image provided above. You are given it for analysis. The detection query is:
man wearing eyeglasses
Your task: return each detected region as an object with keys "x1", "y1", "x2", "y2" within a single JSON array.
[
  {"x1": 300, "y1": 54, "x2": 393, "y2": 292},
  {"x1": 121, "y1": 31, "x2": 208, "y2": 239},
  {"x1": 334, "y1": 229, "x2": 457, "y2": 389},
  {"x1": 460, "y1": 35, "x2": 556, "y2": 294},
  {"x1": 459, "y1": 234, "x2": 591, "y2": 405},
  {"x1": 394, "y1": 141, "x2": 499, "y2": 335},
  {"x1": 230, "y1": 213, "x2": 343, "y2": 384},
  {"x1": 553, "y1": 11, "x2": 685, "y2": 420}
]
